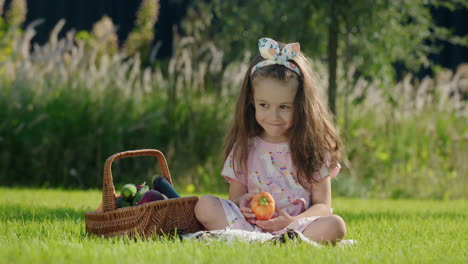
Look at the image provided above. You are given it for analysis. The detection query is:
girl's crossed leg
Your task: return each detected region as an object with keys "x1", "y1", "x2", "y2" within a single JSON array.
[
  {"x1": 302, "y1": 215, "x2": 346, "y2": 245},
  {"x1": 195, "y1": 195, "x2": 229, "y2": 230},
  {"x1": 194, "y1": 195, "x2": 346, "y2": 244}
]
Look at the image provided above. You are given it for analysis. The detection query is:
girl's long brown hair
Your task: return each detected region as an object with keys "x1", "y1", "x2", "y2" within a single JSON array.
[{"x1": 224, "y1": 42, "x2": 343, "y2": 187}]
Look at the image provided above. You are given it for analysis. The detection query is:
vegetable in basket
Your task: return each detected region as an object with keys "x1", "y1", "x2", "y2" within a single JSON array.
[
  {"x1": 116, "y1": 196, "x2": 132, "y2": 208},
  {"x1": 134, "y1": 184, "x2": 150, "y2": 204},
  {"x1": 121, "y1": 184, "x2": 137, "y2": 202},
  {"x1": 152, "y1": 175, "x2": 181, "y2": 198},
  {"x1": 138, "y1": 190, "x2": 168, "y2": 205}
]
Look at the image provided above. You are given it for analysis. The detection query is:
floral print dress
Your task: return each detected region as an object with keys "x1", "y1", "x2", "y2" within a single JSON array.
[{"x1": 218, "y1": 137, "x2": 340, "y2": 235}]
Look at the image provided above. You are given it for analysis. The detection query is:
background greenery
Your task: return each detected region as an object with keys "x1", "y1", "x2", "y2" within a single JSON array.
[{"x1": 0, "y1": 0, "x2": 466, "y2": 198}]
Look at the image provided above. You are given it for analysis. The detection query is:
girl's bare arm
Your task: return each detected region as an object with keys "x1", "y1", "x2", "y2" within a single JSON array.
[
  {"x1": 294, "y1": 176, "x2": 332, "y2": 219},
  {"x1": 228, "y1": 180, "x2": 257, "y2": 222},
  {"x1": 228, "y1": 179, "x2": 248, "y2": 205}
]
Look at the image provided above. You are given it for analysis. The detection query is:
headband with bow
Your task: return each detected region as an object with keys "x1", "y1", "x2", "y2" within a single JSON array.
[{"x1": 250, "y1": 37, "x2": 301, "y2": 76}]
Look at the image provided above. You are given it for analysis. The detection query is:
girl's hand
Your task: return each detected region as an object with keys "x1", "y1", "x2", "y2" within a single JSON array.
[
  {"x1": 236, "y1": 193, "x2": 257, "y2": 225},
  {"x1": 255, "y1": 208, "x2": 295, "y2": 232}
]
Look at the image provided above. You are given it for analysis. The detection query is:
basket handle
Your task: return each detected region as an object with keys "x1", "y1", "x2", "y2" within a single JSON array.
[{"x1": 102, "y1": 149, "x2": 172, "y2": 212}]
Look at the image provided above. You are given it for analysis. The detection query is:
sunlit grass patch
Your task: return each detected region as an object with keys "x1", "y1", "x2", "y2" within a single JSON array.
[{"x1": 0, "y1": 188, "x2": 466, "y2": 263}]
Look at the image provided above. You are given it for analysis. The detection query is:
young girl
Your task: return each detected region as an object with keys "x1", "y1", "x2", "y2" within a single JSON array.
[{"x1": 195, "y1": 37, "x2": 346, "y2": 244}]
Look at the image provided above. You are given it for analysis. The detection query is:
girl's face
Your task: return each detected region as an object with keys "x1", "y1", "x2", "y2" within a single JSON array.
[{"x1": 252, "y1": 77, "x2": 298, "y2": 143}]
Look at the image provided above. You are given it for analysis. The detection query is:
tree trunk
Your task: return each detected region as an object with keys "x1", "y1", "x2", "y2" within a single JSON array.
[
  {"x1": 327, "y1": 0, "x2": 339, "y2": 117},
  {"x1": 344, "y1": 17, "x2": 351, "y2": 140}
]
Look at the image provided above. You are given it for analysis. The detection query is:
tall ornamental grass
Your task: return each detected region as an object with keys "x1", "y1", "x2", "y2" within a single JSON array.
[
  {"x1": 0, "y1": 21, "x2": 234, "y2": 192},
  {"x1": 332, "y1": 67, "x2": 467, "y2": 199}
]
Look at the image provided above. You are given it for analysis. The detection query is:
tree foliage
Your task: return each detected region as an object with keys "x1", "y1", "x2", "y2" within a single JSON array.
[
  {"x1": 181, "y1": 0, "x2": 468, "y2": 113},
  {"x1": 124, "y1": 0, "x2": 160, "y2": 64}
]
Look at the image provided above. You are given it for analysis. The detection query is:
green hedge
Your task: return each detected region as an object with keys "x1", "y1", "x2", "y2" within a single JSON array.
[{"x1": 0, "y1": 78, "x2": 230, "y2": 192}]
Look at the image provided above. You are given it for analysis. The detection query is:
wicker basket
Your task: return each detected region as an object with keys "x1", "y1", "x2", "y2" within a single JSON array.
[{"x1": 85, "y1": 149, "x2": 204, "y2": 238}]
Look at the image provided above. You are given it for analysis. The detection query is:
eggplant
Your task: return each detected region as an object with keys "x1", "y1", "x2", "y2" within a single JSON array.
[{"x1": 138, "y1": 190, "x2": 168, "y2": 205}]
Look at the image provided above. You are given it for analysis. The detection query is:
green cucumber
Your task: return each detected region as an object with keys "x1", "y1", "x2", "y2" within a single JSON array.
[
  {"x1": 134, "y1": 185, "x2": 150, "y2": 204},
  {"x1": 121, "y1": 184, "x2": 137, "y2": 202}
]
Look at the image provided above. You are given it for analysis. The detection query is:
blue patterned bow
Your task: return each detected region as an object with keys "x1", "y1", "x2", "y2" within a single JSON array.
[{"x1": 251, "y1": 37, "x2": 301, "y2": 76}]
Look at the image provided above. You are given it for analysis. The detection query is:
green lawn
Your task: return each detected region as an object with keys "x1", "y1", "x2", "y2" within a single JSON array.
[{"x1": 0, "y1": 188, "x2": 466, "y2": 263}]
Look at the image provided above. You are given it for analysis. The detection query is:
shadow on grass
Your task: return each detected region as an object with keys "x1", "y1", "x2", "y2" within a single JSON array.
[{"x1": 0, "y1": 205, "x2": 89, "y2": 222}]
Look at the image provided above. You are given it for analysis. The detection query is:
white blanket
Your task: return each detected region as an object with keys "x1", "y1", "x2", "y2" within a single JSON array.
[{"x1": 181, "y1": 228, "x2": 356, "y2": 247}]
